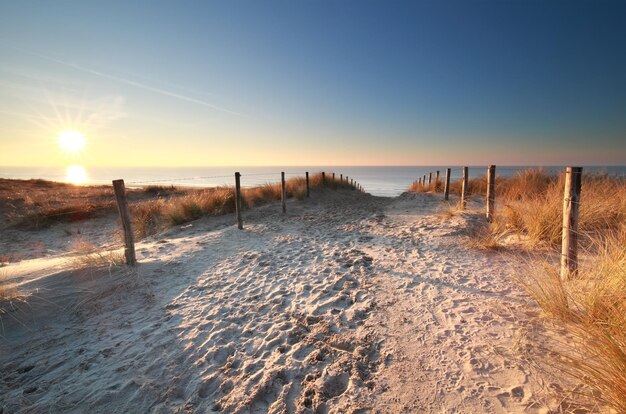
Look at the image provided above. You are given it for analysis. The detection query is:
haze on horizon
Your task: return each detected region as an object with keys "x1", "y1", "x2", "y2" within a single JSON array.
[{"x1": 0, "y1": 0, "x2": 625, "y2": 168}]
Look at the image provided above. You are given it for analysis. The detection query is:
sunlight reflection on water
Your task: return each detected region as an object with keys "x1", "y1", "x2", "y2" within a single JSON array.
[{"x1": 65, "y1": 165, "x2": 88, "y2": 185}]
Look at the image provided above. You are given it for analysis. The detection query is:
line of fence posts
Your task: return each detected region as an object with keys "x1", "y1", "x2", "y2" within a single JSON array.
[
  {"x1": 110, "y1": 165, "x2": 582, "y2": 276},
  {"x1": 117, "y1": 166, "x2": 563, "y2": 268},
  {"x1": 111, "y1": 170, "x2": 367, "y2": 267},
  {"x1": 411, "y1": 164, "x2": 581, "y2": 280}
]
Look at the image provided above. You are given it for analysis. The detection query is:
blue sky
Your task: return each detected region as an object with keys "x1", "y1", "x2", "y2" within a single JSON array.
[{"x1": 0, "y1": 0, "x2": 625, "y2": 166}]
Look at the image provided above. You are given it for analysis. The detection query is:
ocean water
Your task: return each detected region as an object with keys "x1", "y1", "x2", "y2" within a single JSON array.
[{"x1": 1, "y1": 166, "x2": 625, "y2": 197}]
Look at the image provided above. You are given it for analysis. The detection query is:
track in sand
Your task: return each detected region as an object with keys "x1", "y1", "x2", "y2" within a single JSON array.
[{"x1": 1, "y1": 190, "x2": 564, "y2": 413}]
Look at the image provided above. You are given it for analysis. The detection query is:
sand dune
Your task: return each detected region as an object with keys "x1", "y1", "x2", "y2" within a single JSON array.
[{"x1": 1, "y1": 190, "x2": 567, "y2": 413}]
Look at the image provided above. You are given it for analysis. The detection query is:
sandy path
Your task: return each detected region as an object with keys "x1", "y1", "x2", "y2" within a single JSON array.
[
  {"x1": 352, "y1": 194, "x2": 547, "y2": 413},
  {"x1": 1, "y1": 190, "x2": 556, "y2": 413}
]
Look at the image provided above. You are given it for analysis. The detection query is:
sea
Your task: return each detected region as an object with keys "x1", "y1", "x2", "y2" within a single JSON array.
[{"x1": 1, "y1": 166, "x2": 625, "y2": 197}]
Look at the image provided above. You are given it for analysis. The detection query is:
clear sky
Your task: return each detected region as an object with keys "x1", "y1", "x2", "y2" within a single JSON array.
[{"x1": 1, "y1": 0, "x2": 625, "y2": 167}]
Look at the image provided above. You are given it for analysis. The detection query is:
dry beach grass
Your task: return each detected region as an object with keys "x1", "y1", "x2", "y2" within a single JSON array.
[
  {"x1": 410, "y1": 168, "x2": 626, "y2": 412},
  {"x1": 130, "y1": 173, "x2": 357, "y2": 239}
]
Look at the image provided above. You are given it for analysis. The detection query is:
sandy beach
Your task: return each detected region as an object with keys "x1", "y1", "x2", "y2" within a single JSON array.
[
  {"x1": 0, "y1": 189, "x2": 571, "y2": 413},
  {"x1": 3, "y1": 2, "x2": 625, "y2": 410}
]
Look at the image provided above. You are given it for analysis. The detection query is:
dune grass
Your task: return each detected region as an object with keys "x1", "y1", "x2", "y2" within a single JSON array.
[
  {"x1": 408, "y1": 178, "x2": 443, "y2": 193},
  {"x1": 0, "y1": 282, "x2": 19, "y2": 302},
  {"x1": 68, "y1": 239, "x2": 126, "y2": 269},
  {"x1": 430, "y1": 168, "x2": 626, "y2": 411},
  {"x1": 131, "y1": 173, "x2": 357, "y2": 239},
  {"x1": 0, "y1": 178, "x2": 180, "y2": 230},
  {"x1": 3, "y1": 174, "x2": 358, "y2": 234},
  {"x1": 416, "y1": 168, "x2": 626, "y2": 249},
  {"x1": 518, "y1": 235, "x2": 626, "y2": 412},
  {"x1": 0, "y1": 268, "x2": 23, "y2": 319},
  {"x1": 487, "y1": 170, "x2": 625, "y2": 249}
]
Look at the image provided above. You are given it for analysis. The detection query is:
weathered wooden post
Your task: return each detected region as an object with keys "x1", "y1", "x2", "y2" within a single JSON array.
[
  {"x1": 486, "y1": 165, "x2": 496, "y2": 222},
  {"x1": 281, "y1": 172, "x2": 286, "y2": 214},
  {"x1": 112, "y1": 179, "x2": 137, "y2": 266},
  {"x1": 435, "y1": 170, "x2": 440, "y2": 191},
  {"x1": 461, "y1": 166, "x2": 469, "y2": 209},
  {"x1": 332, "y1": 172, "x2": 335, "y2": 180},
  {"x1": 322, "y1": 171, "x2": 325, "y2": 184},
  {"x1": 428, "y1": 172, "x2": 432, "y2": 189},
  {"x1": 340, "y1": 173, "x2": 343, "y2": 182},
  {"x1": 305, "y1": 172, "x2": 310, "y2": 197},
  {"x1": 561, "y1": 167, "x2": 582, "y2": 280},
  {"x1": 235, "y1": 172, "x2": 243, "y2": 229},
  {"x1": 418, "y1": 177, "x2": 422, "y2": 186},
  {"x1": 444, "y1": 168, "x2": 451, "y2": 201}
]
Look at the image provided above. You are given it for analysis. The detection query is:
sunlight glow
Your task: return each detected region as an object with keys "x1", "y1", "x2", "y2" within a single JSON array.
[
  {"x1": 65, "y1": 165, "x2": 88, "y2": 185},
  {"x1": 58, "y1": 130, "x2": 86, "y2": 154}
]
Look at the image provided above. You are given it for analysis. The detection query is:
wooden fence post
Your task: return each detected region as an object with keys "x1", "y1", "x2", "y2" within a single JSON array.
[
  {"x1": 340, "y1": 173, "x2": 343, "y2": 182},
  {"x1": 112, "y1": 179, "x2": 137, "y2": 266},
  {"x1": 322, "y1": 172, "x2": 325, "y2": 184},
  {"x1": 305, "y1": 172, "x2": 310, "y2": 197},
  {"x1": 418, "y1": 177, "x2": 422, "y2": 186},
  {"x1": 561, "y1": 166, "x2": 582, "y2": 280},
  {"x1": 332, "y1": 172, "x2": 335, "y2": 180},
  {"x1": 486, "y1": 165, "x2": 496, "y2": 222},
  {"x1": 281, "y1": 172, "x2": 286, "y2": 214},
  {"x1": 435, "y1": 170, "x2": 440, "y2": 191},
  {"x1": 444, "y1": 168, "x2": 451, "y2": 201},
  {"x1": 428, "y1": 172, "x2": 432, "y2": 189},
  {"x1": 235, "y1": 172, "x2": 243, "y2": 229},
  {"x1": 461, "y1": 166, "x2": 469, "y2": 209}
]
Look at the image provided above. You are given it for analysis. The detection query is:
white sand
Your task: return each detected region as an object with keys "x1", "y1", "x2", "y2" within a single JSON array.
[{"x1": 1, "y1": 190, "x2": 567, "y2": 413}]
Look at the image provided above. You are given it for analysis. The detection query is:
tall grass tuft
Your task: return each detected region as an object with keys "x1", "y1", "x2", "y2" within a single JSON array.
[
  {"x1": 520, "y1": 235, "x2": 626, "y2": 412},
  {"x1": 68, "y1": 239, "x2": 125, "y2": 269},
  {"x1": 449, "y1": 176, "x2": 486, "y2": 197},
  {"x1": 0, "y1": 279, "x2": 22, "y2": 318},
  {"x1": 408, "y1": 180, "x2": 430, "y2": 193},
  {"x1": 460, "y1": 168, "x2": 626, "y2": 411}
]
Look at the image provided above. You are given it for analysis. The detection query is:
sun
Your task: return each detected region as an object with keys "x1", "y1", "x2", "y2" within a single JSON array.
[{"x1": 58, "y1": 130, "x2": 86, "y2": 154}]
